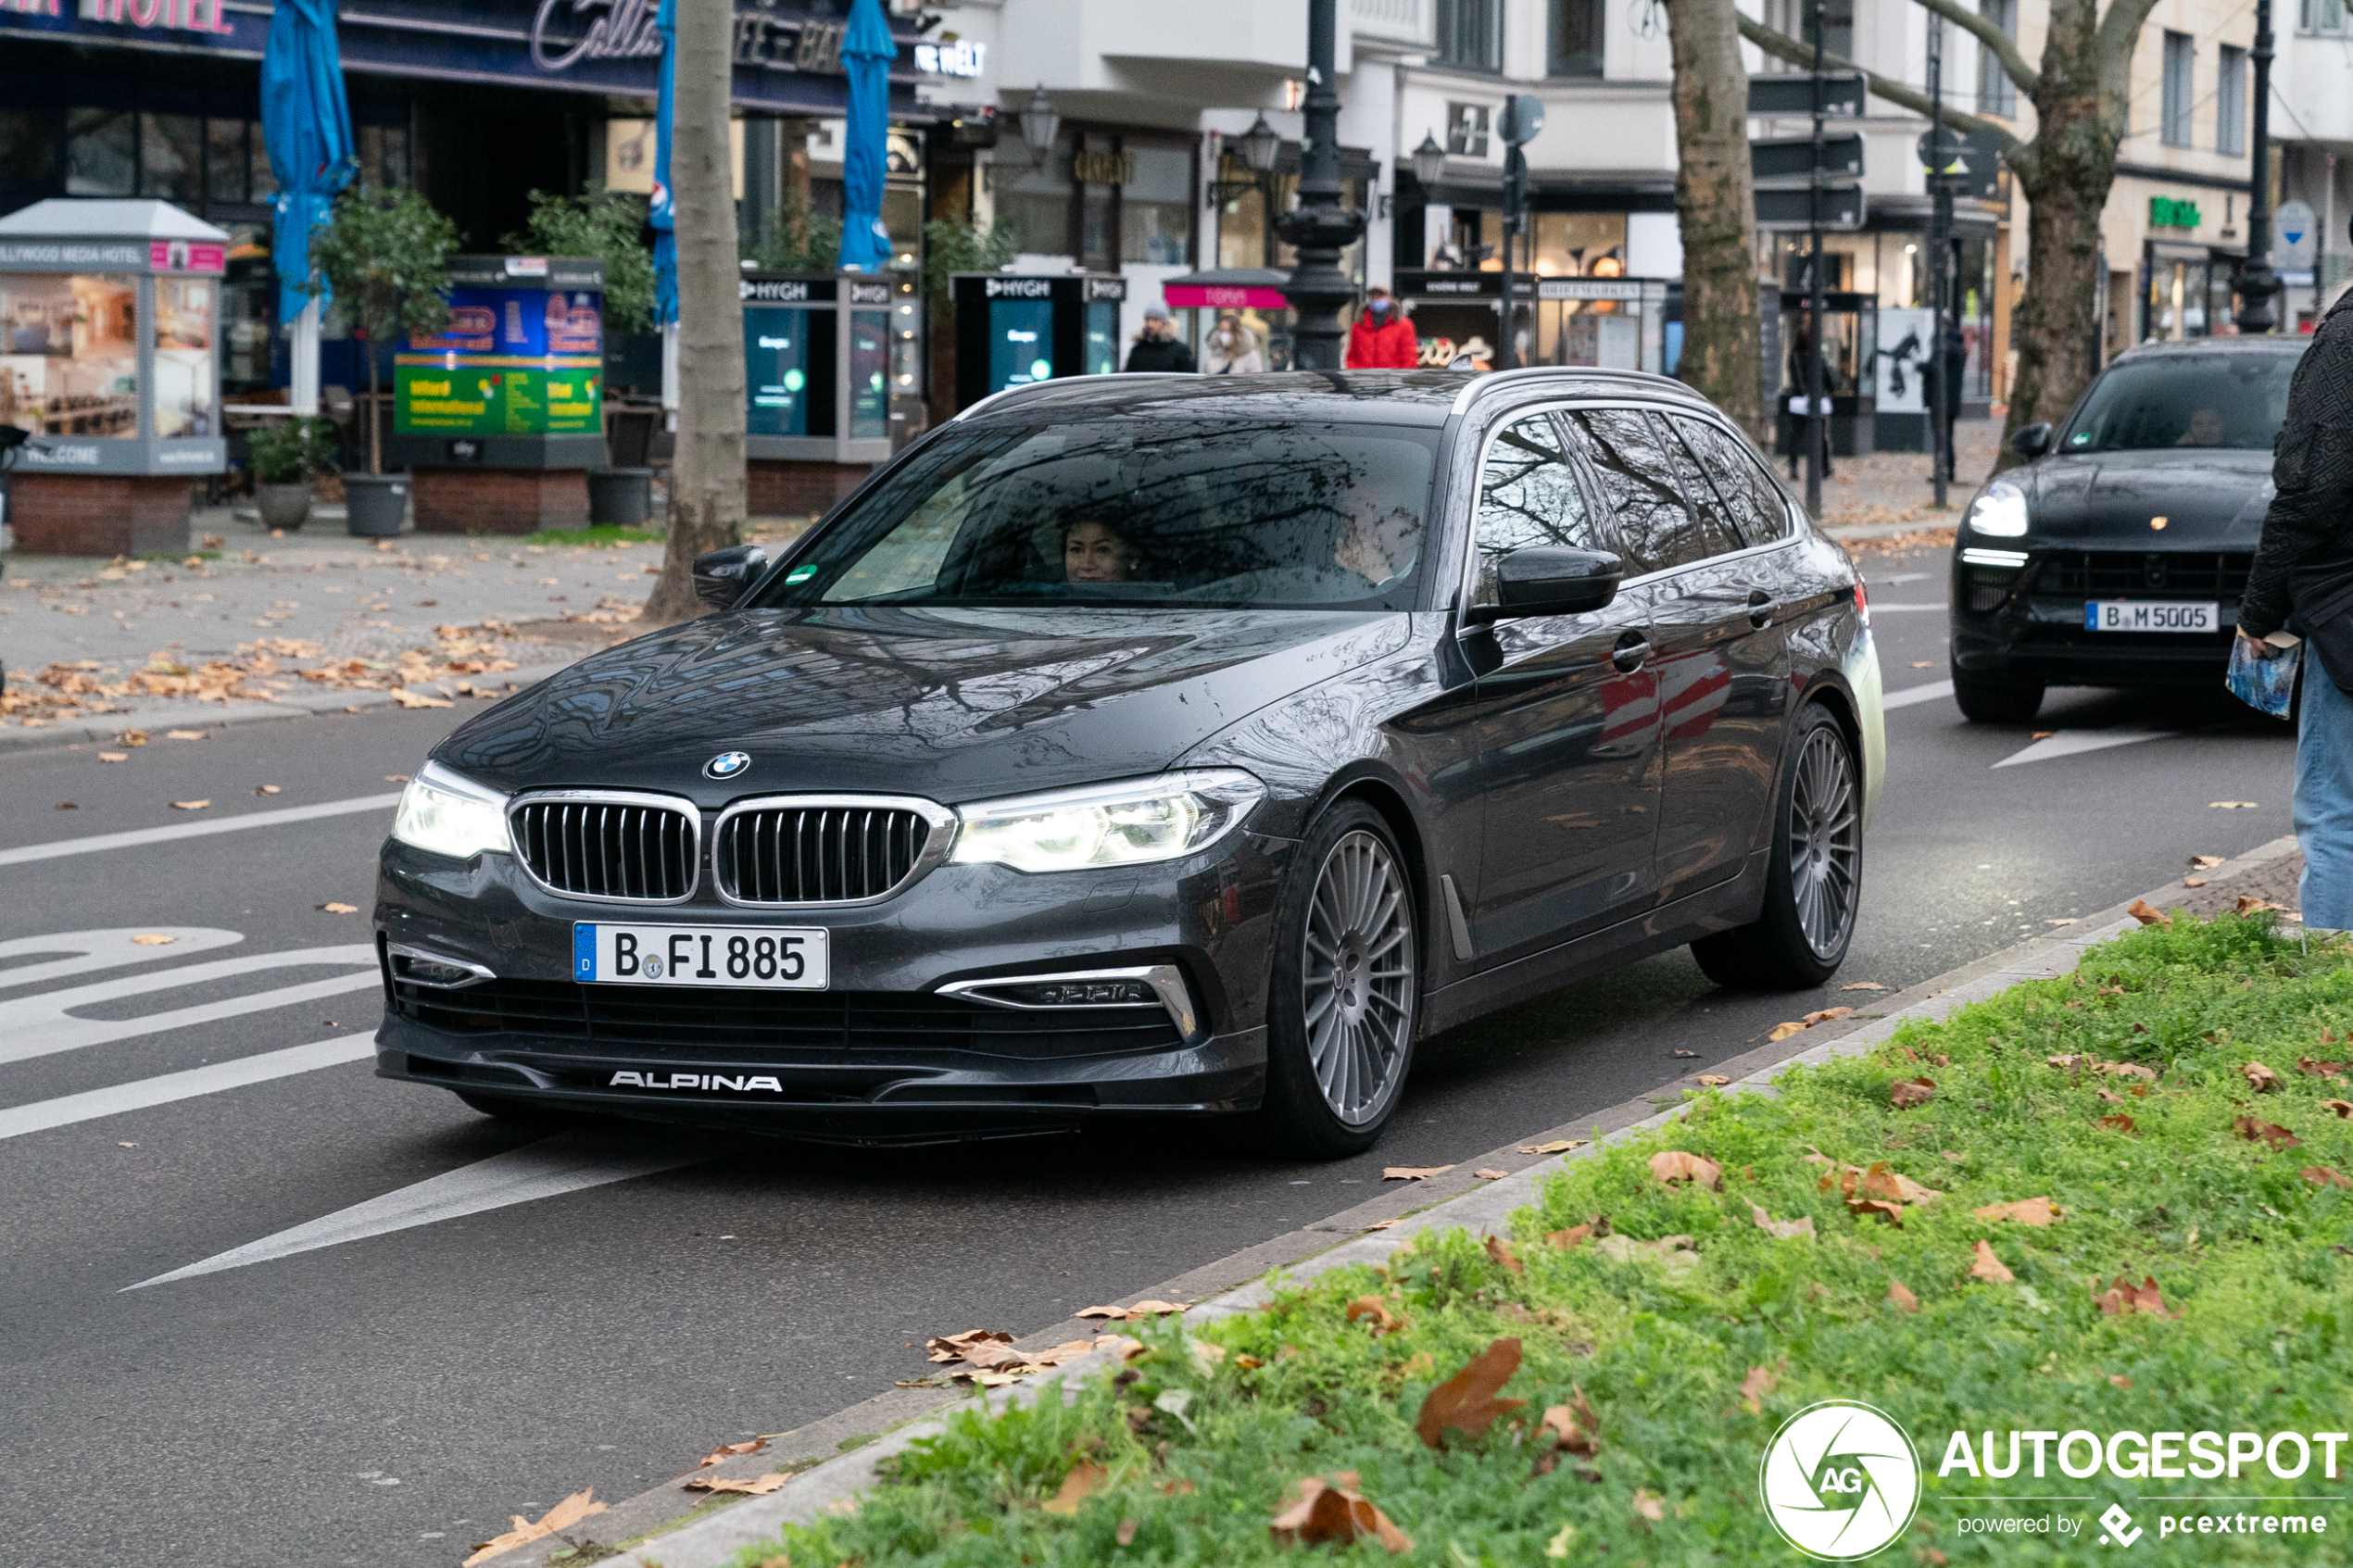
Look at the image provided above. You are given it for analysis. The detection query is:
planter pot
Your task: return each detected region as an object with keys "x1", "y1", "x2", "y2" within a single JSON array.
[
  {"x1": 586, "y1": 467, "x2": 653, "y2": 528},
  {"x1": 254, "y1": 482, "x2": 312, "y2": 532},
  {"x1": 345, "y1": 471, "x2": 410, "y2": 537}
]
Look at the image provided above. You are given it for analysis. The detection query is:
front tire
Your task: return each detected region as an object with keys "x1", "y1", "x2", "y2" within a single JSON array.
[
  {"x1": 1692, "y1": 705, "x2": 1862, "y2": 990},
  {"x1": 1262, "y1": 801, "x2": 1420, "y2": 1158},
  {"x1": 1951, "y1": 665, "x2": 2045, "y2": 723}
]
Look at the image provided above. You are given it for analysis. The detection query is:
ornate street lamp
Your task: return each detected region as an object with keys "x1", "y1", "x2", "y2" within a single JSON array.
[
  {"x1": 1239, "y1": 112, "x2": 1282, "y2": 175},
  {"x1": 1277, "y1": 0, "x2": 1369, "y2": 370},
  {"x1": 1410, "y1": 131, "x2": 1447, "y2": 188},
  {"x1": 1018, "y1": 85, "x2": 1061, "y2": 158}
]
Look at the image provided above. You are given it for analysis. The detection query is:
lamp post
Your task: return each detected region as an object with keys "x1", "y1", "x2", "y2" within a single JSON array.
[
  {"x1": 1277, "y1": 0, "x2": 1367, "y2": 371},
  {"x1": 1496, "y1": 94, "x2": 1542, "y2": 371},
  {"x1": 1804, "y1": 0, "x2": 1827, "y2": 519},
  {"x1": 1410, "y1": 131, "x2": 1446, "y2": 189},
  {"x1": 1239, "y1": 111, "x2": 1284, "y2": 268},
  {"x1": 2234, "y1": 0, "x2": 2278, "y2": 332},
  {"x1": 1017, "y1": 84, "x2": 1060, "y2": 159}
]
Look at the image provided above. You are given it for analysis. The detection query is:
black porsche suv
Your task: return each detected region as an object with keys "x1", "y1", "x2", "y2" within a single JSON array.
[
  {"x1": 372, "y1": 369, "x2": 1884, "y2": 1154},
  {"x1": 1948, "y1": 335, "x2": 2303, "y2": 721}
]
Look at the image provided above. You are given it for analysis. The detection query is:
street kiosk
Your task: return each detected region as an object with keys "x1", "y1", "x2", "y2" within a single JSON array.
[
  {"x1": 949, "y1": 272, "x2": 1125, "y2": 411},
  {"x1": 1390, "y1": 270, "x2": 1673, "y2": 373},
  {"x1": 1774, "y1": 289, "x2": 1878, "y2": 460},
  {"x1": 0, "y1": 197, "x2": 226, "y2": 556},
  {"x1": 390, "y1": 254, "x2": 604, "y2": 534},
  {"x1": 737, "y1": 270, "x2": 899, "y2": 516}
]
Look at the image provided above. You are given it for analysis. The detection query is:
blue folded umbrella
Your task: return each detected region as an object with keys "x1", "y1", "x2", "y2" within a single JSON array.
[
  {"x1": 260, "y1": 0, "x2": 356, "y2": 324},
  {"x1": 836, "y1": 0, "x2": 897, "y2": 272}
]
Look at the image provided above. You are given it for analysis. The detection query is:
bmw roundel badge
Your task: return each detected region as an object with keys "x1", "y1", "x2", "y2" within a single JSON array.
[{"x1": 704, "y1": 751, "x2": 752, "y2": 781}]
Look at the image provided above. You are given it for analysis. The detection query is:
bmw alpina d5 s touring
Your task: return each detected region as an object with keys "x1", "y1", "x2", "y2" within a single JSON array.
[{"x1": 372, "y1": 369, "x2": 1884, "y2": 1155}]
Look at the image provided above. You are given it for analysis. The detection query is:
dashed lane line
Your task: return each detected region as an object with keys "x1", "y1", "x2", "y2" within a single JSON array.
[{"x1": 0, "y1": 792, "x2": 404, "y2": 868}]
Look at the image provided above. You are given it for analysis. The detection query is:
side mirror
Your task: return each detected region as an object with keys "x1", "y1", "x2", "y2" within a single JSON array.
[
  {"x1": 1463, "y1": 546, "x2": 1623, "y2": 623},
  {"x1": 2009, "y1": 421, "x2": 2053, "y2": 460},
  {"x1": 692, "y1": 545, "x2": 769, "y2": 612}
]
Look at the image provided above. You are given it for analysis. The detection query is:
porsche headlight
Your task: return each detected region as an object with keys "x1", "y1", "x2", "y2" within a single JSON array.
[
  {"x1": 950, "y1": 770, "x2": 1265, "y2": 873},
  {"x1": 1964, "y1": 477, "x2": 2030, "y2": 537},
  {"x1": 391, "y1": 761, "x2": 513, "y2": 860}
]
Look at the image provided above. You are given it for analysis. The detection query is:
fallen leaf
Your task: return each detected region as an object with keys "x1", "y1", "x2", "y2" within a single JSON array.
[
  {"x1": 1474, "y1": 1168, "x2": 1510, "y2": 1180},
  {"x1": 55, "y1": 803, "x2": 77, "y2": 810},
  {"x1": 2242, "y1": 1060, "x2": 2284, "y2": 1093},
  {"x1": 1696, "y1": 1074, "x2": 1731, "y2": 1087},
  {"x1": 2095, "y1": 1114, "x2": 2139, "y2": 1135},
  {"x1": 2302, "y1": 1166, "x2": 2353, "y2": 1189},
  {"x1": 2233, "y1": 1115, "x2": 2301, "y2": 1150},
  {"x1": 1972, "y1": 1197, "x2": 2062, "y2": 1225},
  {"x1": 463, "y1": 1489, "x2": 607, "y2": 1565},
  {"x1": 1631, "y1": 1489, "x2": 1666, "y2": 1523},
  {"x1": 2297, "y1": 1057, "x2": 2352, "y2": 1077},
  {"x1": 168, "y1": 799, "x2": 209, "y2": 810},
  {"x1": 2091, "y1": 1274, "x2": 2176, "y2": 1318},
  {"x1": 1672, "y1": 1048, "x2": 1699, "y2": 1058},
  {"x1": 1539, "y1": 1387, "x2": 1602, "y2": 1455},
  {"x1": 2209, "y1": 800, "x2": 2259, "y2": 809},
  {"x1": 2183, "y1": 878, "x2": 2208, "y2": 888},
  {"x1": 2323, "y1": 1099, "x2": 2353, "y2": 1119},
  {"x1": 1890, "y1": 1076, "x2": 1936, "y2": 1109},
  {"x1": 684, "y1": 1471, "x2": 795, "y2": 1496},
  {"x1": 1969, "y1": 1240, "x2": 2015, "y2": 1284},
  {"x1": 385, "y1": 773, "x2": 411, "y2": 783},
  {"x1": 116, "y1": 729, "x2": 148, "y2": 746},
  {"x1": 1748, "y1": 1201, "x2": 1815, "y2": 1240},
  {"x1": 1116, "y1": 1518, "x2": 1139, "y2": 1547},
  {"x1": 2127, "y1": 899, "x2": 2171, "y2": 925},
  {"x1": 1647, "y1": 1150, "x2": 1723, "y2": 1190},
  {"x1": 1362, "y1": 1217, "x2": 1403, "y2": 1232},
  {"x1": 1268, "y1": 1474, "x2": 1413, "y2": 1553},
  {"x1": 1484, "y1": 1234, "x2": 1524, "y2": 1273},
  {"x1": 2045, "y1": 917, "x2": 2080, "y2": 925},
  {"x1": 1041, "y1": 1461, "x2": 1108, "y2": 1515},
  {"x1": 1415, "y1": 1337, "x2": 1527, "y2": 1448},
  {"x1": 2189, "y1": 855, "x2": 2225, "y2": 869},
  {"x1": 1382, "y1": 1164, "x2": 1454, "y2": 1180},
  {"x1": 131, "y1": 934, "x2": 175, "y2": 946},
  {"x1": 1804, "y1": 1006, "x2": 1856, "y2": 1025},
  {"x1": 1768, "y1": 1022, "x2": 1808, "y2": 1042},
  {"x1": 119, "y1": 1141, "x2": 137, "y2": 1148},
  {"x1": 1738, "y1": 1362, "x2": 1782, "y2": 1415},
  {"x1": 254, "y1": 784, "x2": 282, "y2": 796},
  {"x1": 1886, "y1": 1279, "x2": 1920, "y2": 1312},
  {"x1": 97, "y1": 751, "x2": 129, "y2": 763},
  {"x1": 392, "y1": 688, "x2": 455, "y2": 709},
  {"x1": 1346, "y1": 1296, "x2": 1408, "y2": 1336},
  {"x1": 1842, "y1": 981, "x2": 1889, "y2": 991},
  {"x1": 2238, "y1": 896, "x2": 2289, "y2": 916},
  {"x1": 165, "y1": 729, "x2": 207, "y2": 740},
  {"x1": 1519, "y1": 1139, "x2": 1587, "y2": 1155},
  {"x1": 695, "y1": 1438, "x2": 767, "y2": 1469},
  {"x1": 925, "y1": 1328, "x2": 1014, "y2": 1361},
  {"x1": 1545, "y1": 1223, "x2": 1593, "y2": 1250},
  {"x1": 1126, "y1": 1299, "x2": 1188, "y2": 1316},
  {"x1": 317, "y1": 901, "x2": 359, "y2": 914}
]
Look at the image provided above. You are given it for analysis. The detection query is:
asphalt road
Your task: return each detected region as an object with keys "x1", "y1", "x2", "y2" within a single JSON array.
[{"x1": 0, "y1": 544, "x2": 2304, "y2": 1567}]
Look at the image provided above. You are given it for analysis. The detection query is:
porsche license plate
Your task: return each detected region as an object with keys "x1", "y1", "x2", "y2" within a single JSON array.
[
  {"x1": 573, "y1": 923, "x2": 829, "y2": 988},
  {"x1": 2084, "y1": 600, "x2": 2218, "y2": 633}
]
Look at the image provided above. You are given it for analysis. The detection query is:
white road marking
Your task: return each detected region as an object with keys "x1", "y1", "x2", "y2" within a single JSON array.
[
  {"x1": 0, "y1": 943, "x2": 380, "y2": 1065},
  {"x1": 0, "y1": 1034, "x2": 375, "y2": 1142},
  {"x1": 1881, "y1": 680, "x2": 1957, "y2": 711},
  {"x1": 0, "y1": 792, "x2": 403, "y2": 869},
  {"x1": 127, "y1": 1130, "x2": 711, "y2": 1289},
  {"x1": 0, "y1": 927, "x2": 246, "y2": 992},
  {"x1": 1868, "y1": 603, "x2": 1945, "y2": 612},
  {"x1": 1992, "y1": 729, "x2": 2177, "y2": 768}
]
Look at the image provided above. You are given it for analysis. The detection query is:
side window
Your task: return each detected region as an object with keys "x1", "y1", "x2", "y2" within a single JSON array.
[
  {"x1": 1469, "y1": 411, "x2": 1600, "y2": 603},
  {"x1": 1647, "y1": 412, "x2": 1748, "y2": 559},
  {"x1": 1671, "y1": 415, "x2": 1792, "y2": 547},
  {"x1": 1562, "y1": 408, "x2": 1715, "y2": 575}
]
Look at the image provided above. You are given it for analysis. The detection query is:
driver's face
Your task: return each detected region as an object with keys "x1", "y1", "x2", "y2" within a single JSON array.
[
  {"x1": 2183, "y1": 408, "x2": 2226, "y2": 445},
  {"x1": 1064, "y1": 520, "x2": 1131, "y2": 582}
]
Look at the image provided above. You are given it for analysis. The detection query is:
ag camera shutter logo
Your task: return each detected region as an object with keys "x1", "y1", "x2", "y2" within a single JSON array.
[{"x1": 1760, "y1": 1400, "x2": 1922, "y2": 1560}]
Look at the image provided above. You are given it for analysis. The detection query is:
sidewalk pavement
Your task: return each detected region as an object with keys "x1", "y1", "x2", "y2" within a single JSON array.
[
  {"x1": 505, "y1": 833, "x2": 2305, "y2": 1568},
  {"x1": 0, "y1": 501, "x2": 812, "y2": 749},
  {"x1": 1817, "y1": 416, "x2": 2000, "y2": 543}
]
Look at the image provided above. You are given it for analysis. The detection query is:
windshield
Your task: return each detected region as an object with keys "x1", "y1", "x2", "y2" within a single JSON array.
[
  {"x1": 2060, "y1": 353, "x2": 2300, "y2": 453},
  {"x1": 749, "y1": 417, "x2": 1441, "y2": 612}
]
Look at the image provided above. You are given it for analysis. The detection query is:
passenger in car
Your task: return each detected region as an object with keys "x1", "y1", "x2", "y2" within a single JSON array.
[
  {"x1": 1063, "y1": 518, "x2": 1140, "y2": 583},
  {"x1": 2176, "y1": 407, "x2": 2227, "y2": 446}
]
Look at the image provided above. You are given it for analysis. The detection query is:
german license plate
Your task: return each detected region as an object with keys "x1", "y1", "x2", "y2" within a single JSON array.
[
  {"x1": 2084, "y1": 600, "x2": 2218, "y2": 633},
  {"x1": 573, "y1": 922, "x2": 829, "y2": 989}
]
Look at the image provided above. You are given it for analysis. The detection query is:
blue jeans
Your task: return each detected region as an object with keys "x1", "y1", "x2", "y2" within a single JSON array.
[{"x1": 2296, "y1": 663, "x2": 2353, "y2": 929}]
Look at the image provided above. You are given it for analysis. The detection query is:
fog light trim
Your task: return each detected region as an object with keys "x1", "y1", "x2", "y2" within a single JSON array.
[
  {"x1": 940, "y1": 964, "x2": 1200, "y2": 1041},
  {"x1": 387, "y1": 942, "x2": 497, "y2": 990}
]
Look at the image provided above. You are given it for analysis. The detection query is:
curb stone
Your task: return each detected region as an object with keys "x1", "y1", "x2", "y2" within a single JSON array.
[
  {"x1": 0, "y1": 659, "x2": 581, "y2": 756},
  {"x1": 527, "y1": 834, "x2": 2301, "y2": 1568}
]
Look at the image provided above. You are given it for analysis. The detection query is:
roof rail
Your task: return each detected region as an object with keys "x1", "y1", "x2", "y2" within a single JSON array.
[
  {"x1": 950, "y1": 371, "x2": 1203, "y2": 423},
  {"x1": 1448, "y1": 364, "x2": 1703, "y2": 417}
]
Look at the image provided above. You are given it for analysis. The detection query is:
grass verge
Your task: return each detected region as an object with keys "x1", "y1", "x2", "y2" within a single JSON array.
[
  {"x1": 723, "y1": 915, "x2": 2353, "y2": 1566},
  {"x1": 510, "y1": 524, "x2": 665, "y2": 549}
]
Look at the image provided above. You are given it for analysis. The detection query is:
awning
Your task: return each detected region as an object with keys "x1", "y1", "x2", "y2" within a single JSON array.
[{"x1": 1161, "y1": 268, "x2": 1290, "y2": 310}]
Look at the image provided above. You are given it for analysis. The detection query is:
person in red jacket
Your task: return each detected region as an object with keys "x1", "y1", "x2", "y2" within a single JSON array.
[{"x1": 1346, "y1": 287, "x2": 1418, "y2": 369}]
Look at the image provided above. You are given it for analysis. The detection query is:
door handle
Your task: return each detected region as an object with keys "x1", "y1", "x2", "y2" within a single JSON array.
[
  {"x1": 1611, "y1": 636, "x2": 1653, "y2": 672},
  {"x1": 1747, "y1": 589, "x2": 1777, "y2": 628}
]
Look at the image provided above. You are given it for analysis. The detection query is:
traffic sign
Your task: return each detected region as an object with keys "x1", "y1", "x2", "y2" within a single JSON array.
[
  {"x1": 2275, "y1": 200, "x2": 2318, "y2": 270},
  {"x1": 1755, "y1": 184, "x2": 1867, "y2": 230},
  {"x1": 1748, "y1": 72, "x2": 1867, "y2": 118},
  {"x1": 1752, "y1": 133, "x2": 1865, "y2": 182},
  {"x1": 1918, "y1": 127, "x2": 2004, "y2": 202}
]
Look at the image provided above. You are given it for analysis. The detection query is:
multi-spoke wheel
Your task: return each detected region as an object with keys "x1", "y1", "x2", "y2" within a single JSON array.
[
  {"x1": 1692, "y1": 704, "x2": 1863, "y2": 990},
  {"x1": 1265, "y1": 801, "x2": 1419, "y2": 1155}
]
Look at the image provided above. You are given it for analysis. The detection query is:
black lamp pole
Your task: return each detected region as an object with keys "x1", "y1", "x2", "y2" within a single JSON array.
[
  {"x1": 1279, "y1": 0, "x2": 1368, "y2": 371},
  {"x1": 1805, "y1": 0, "x2": 1826, "y2": 518},
  {"x1": 2235, "y1": 0, "x2": 2277, "y2": 332}
]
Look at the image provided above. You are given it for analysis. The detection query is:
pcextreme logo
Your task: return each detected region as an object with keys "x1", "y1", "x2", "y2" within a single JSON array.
[{"x1": 1760, "y1": 1400, "x2": 1923, "y2": 1561}]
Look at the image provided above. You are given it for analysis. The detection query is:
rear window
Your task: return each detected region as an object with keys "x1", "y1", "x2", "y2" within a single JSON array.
[
  {"x1": 2061, "y1": 353, "x2": 2300, "y2": 453},
  {"x1": 750, "y1": 417, "x2": 1440, "y2": 612}
]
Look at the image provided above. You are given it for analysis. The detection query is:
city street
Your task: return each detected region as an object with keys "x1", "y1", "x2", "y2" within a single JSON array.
[{"x1": 0, "y1": 542, "x2": 2304, "y2": 1568}]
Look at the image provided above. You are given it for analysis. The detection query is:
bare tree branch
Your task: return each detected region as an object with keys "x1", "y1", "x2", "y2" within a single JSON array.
[
  {"x1": 1907, "y1": 0, "x2": 2037, "y2": 94},
  {"x1": 2094, "y1": 0, "x2": 2169, "y2": 78},
  {"x1": 1737, "y1": 15, "x2": 2022, "y2": 149}
]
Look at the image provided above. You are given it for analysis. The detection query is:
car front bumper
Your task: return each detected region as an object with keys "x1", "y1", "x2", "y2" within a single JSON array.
[
  {"x1": 1950, "y1": 547, "x2": 2244, "y2": 686},
  {"x1": 371, "y1": 828, "x2": 1291, "y2": 1142}
]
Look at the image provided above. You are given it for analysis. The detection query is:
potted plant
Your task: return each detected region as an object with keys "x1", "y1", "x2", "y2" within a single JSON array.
[
  {"x1": 245, "y1": 415, "x2": 336, "y2": 531},
  {"x1": 305, "y1": 187, "x2": 459, "y2": 536}
]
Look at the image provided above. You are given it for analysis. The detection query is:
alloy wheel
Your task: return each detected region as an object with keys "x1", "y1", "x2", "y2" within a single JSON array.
[
  {"x1": 1301, "y1": 829, "x2": 1416, "y2": 1124},
  {"x1": 1788, "y1": 725, "x2": 1861, "y2": 956}
]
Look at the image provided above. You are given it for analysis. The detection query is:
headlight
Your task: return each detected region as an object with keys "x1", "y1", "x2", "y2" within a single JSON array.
[
  {"x1": 1964, "y1": 477, "x2": 2029, "y2": 537},
  {"x1": 950, "y1": 770, "x2": 1265, "y2": 873},
  {"x1": 391, "y1": 761, "x2": 513, "y2": 860}
]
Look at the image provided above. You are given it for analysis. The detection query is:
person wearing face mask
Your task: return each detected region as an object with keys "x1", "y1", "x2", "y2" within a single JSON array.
[
  {"x1": 1202, "y1": 310, "x2": 1265, "y2": 375},
  {"x1": 1345, "y1": 287, "x2": 1417, "y2": 370}
]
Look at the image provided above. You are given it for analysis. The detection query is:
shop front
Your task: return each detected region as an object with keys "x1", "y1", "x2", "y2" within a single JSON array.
[{"x1": 1390, "y1": 270, "x2": 1673, "y2": 373}]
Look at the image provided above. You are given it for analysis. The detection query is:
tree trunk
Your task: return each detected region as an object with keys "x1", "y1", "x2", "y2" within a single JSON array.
[
  {"x1": 1665, "y1": 0, "x2": 1764, "y2": 442},
  {"x1": 644, "y1": 0, "x2": 748, "y2": 626}
]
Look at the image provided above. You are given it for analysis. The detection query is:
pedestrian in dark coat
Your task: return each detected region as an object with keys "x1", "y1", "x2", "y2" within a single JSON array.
[{"x1": 1124, "y1": 306, "x2": 1196, "y2": 373}]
